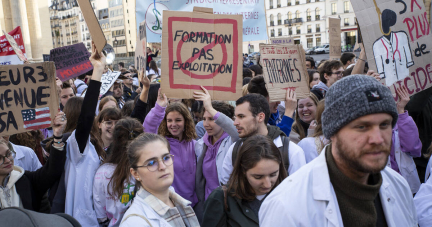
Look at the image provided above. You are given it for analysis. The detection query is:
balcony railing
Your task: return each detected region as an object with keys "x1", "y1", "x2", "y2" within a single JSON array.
[
  {"x1": 67, "y1": 42, "x2": 71, "y2": 45},
  {"x1": 65, "y1": 24, "x2": 69, "y2": 27},
  {"x1": 277, "y1": 4, "x2": 281, "y2": 7},
  {"x1": 332, "y1": 12, "x2": 337, "y2": 15},
  {"x1": 278, "y1": 32, "x2": 282, "y2": 36},
  {"x1": 344, "y1": 23, "x2": 350, "y2": 26},
  {"x1": 270, "y1": 21, "x2": 274, "y2": 26},
  {"x1": 278, "y1": 20, "x2": 282, "y2": 25},
  {"x1": 295, "y1": 1, "x2": 300, "y2": 5},
  {"x1": 316, "y1": 28, "x2": 321, "y2": 32},
  {"x1": 316, "y1": 15, "x2": 321, "y2": 20},
  {"x1": 66, "y1": 33, "x2": 70, "y2": 36},
  {"x1": 344, "y1": 10, "x2": 349, "y2": 13},
  {"x1": 271, "y1": 33, "x2": 275, "y2": 37},
  {"x1": 297, "y1": 30, "x2": 301, "y2": 34},
  {"x1": 307, "y1": 29, "x2": 312, "y2": 33},
  {"x1": 270, "y1": 5, "x2": 273, "y2": 9},
  {"x1": 86, "y1": 36, "x2": 91, "y2": 40},
  {"x1": 72, "y1": 31, "x2": 77, "y2": 35},
  {"x1": 288, "y1": 2, "x2": 292, "y2": 6},
  {"x1": 307, "y1": 16, "x2": 311, "y2": 22},
  {"x1": 70, "y1": 22, "x2": 76, "y2": 26}
]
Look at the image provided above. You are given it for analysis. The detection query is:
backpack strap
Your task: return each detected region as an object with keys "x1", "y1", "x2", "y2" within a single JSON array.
[
  {"x1": 231, "y1": 139, "x2": 243, "y2": 167},
  {"x1": 279, "y1": 136, "x2": 290, "y2": 175},
  {"x1": 121, "y1": 213, "x2": 153, "y2": 226}
]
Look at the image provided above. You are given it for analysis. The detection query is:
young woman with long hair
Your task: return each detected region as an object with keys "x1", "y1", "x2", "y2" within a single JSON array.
[
  {"x1": 147, "y1": 60, "x2": 161, "y2": 77},
  {"x1": 120, "y1": 133, "x2": 200, "y2": 226},
  {"x1": 143, "y1": 89, "x2": 198, "y2": 207},
  {"x1": 93, "y1": 118, "x2": 144, "y2": 227},
  {"x1": 202, "y1": 135, "x2": 288, "y2": 227},
  {"x1": 297, "y1": 100, "x2": 329, "y2": 163},
  {"x1": 290, "y1": 92, "x2": 320, "y2": 143},
  {"x1": 193, "y1": 86, "x2": 238, "y2": 222}
]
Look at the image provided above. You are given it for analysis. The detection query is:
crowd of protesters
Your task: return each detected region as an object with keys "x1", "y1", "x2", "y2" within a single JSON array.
[{"x1": 2, "y1": 41, "x2": 432, "y2": 227}]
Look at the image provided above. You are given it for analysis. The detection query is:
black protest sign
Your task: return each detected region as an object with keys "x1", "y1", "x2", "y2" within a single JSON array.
[
  {"x1": 50, "y1": 43, "x2": 93, "y2": 81},
  {"x1": 0, "y1": 62, "x2": 59, "y2": 136}
]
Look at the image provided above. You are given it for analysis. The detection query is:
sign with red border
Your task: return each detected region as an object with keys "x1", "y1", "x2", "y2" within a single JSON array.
[{"x1": 161, "y1": 9, "x2": 243, "y2": 100}]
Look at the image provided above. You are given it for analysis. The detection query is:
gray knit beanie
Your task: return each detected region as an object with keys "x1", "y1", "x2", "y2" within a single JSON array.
[{"x1": 322, "y1": 74, "x2": 398, "y2": 139}]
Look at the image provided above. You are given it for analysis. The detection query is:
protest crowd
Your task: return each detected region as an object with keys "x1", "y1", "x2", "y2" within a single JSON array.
[{"x1": 2, "y1": 0, "x2": 432, "y2": 227}]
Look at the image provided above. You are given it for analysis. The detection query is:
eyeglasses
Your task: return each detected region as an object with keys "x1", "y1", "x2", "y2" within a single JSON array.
[
  {"x1": 0, "y1": 150, "x2": 14, "y2": 165},
  {"x1": 136, "y1": 154, "x2": 174, "y2": 172},
  {"x1": 102, "y1": 120, "x2": 118, "y2": 128}
]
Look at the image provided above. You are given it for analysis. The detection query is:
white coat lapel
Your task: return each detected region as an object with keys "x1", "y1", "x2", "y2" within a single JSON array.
[{"x1": 380, "y1": 180, "x2": 396, "y2": 227}]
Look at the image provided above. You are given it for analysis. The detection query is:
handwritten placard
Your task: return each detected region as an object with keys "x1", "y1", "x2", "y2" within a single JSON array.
[
  {"x1": 260, "y1": 44, "x2": 310, "y2": 102},
  {"x1": 0, "y1": 62, "x2": 59, "y2": 136},
  {"x1": 135, "y1": 20, "x2": 146, "y2": 71},
  {"x1": 329, "y1": 18, "x2": 341, "y2": 60},
  {"x1": 2, "y1": 29, "x2": 27, "y2": 62},
  {"x1": 50, "y1": 43, "x2": 93, "y2": 81}
]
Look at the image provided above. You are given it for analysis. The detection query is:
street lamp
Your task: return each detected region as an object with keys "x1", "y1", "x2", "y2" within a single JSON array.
[
  {"x1": 130, "y1": 45, "x2": 134, "y2": 57},
  {"x1": 113, "y1": 37, "x2": 118, "y2": 56}
]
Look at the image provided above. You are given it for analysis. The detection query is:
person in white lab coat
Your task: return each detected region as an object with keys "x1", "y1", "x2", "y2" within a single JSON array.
[
  {"x1": 372, "y1": 9, "x2": 414, "y2": 86},
  {"x1": 259, "y1": 75, "x2": 417, "y2": 227}
]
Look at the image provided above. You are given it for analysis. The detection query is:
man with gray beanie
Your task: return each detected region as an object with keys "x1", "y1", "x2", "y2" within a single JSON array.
[{"x1": 259, "y1": 75, "x2": 417, "y2": 227}]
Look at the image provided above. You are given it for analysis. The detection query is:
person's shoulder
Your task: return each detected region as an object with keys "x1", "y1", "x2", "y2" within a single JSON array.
[
  {"x1": 11, "y1": 143, "x2": 34, "y2": 153},
  {"x1": 288, "y1": 140, "x2": 303, "y2": 153},
  {"x1": 381, "y1": 166, "x2": 411, "y2": 190},
  {"x1": 207, "y1": 186, "x2": 225, "y2": 201}
]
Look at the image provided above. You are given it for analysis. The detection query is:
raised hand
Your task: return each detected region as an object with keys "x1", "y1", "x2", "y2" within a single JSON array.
[
  {"x1": 396, "y1": 85, "x2": 410, "y2": 114},
  {"x1": 284, "y1": 89, "x2": 297, "y2": 118},
  {"x1": 139, "y1": 68, "x2": 150, "y2": 89},
  {"x1": 52, "y1": 111, "x2": 67, "y2": 137},
  {"x1": 156, "y1": 88, "x2": 168, "y2": 107},
  {"x1": 89, "y1": 42, "x2": 106, "y2": 73},
  {"x1": 366, "y1": 70, "x2": 381, "y2": 81},
  {"x1": 193, "y1": 86, "x2": 217, "y2": 117}
]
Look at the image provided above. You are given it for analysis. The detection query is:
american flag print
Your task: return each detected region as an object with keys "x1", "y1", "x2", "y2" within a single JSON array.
[{"x1": 21, "y1": 107, "x2": 51, "y2": 130}]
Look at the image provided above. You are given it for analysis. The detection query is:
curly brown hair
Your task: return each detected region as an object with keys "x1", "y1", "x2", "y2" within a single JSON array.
[{"x1": 158, "y1": 102, "x2": 197, "y2": 142}]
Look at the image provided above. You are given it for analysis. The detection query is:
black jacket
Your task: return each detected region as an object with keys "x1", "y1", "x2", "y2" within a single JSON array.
[
  {"x1": 15, "y1": 143, "x2": 66, "y2": 211},
  {"x1": 202, "y1": 187, "x2": 259, "y2": 227},
  {"x1": 123, "y1": 85, "x2": 139, "y2": 102}
]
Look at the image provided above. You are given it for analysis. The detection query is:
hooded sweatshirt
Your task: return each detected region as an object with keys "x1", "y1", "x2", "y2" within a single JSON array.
[
  {"x1": 0, "y1": 166, "x2": 24, "y2": 209},
  {"x1": 144, "y1": 103, "x2": 198, "y2": 206},
  {"x1": 312, "y1": 81, "x2": 329, "y2": 97}
]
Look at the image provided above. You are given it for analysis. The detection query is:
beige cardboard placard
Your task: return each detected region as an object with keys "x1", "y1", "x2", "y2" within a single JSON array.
[
  {"x1": 135, "y1": 20, "x2": 147, "y2": 71},
  {"x1": 260, "y1": 44, "x2": 310, "y2": 102},
  {"x1": 2, "y1": 30, "x2": 27, "y2": 62},
  {"x1": 329, "y1": 18, "x2": 341, "y2": 60},
  {"x1": 76, "y1": 0, "x2": 107, "y2": 53},
  {"x1": 270, "y1": 37, "x2": 293, "y2": 45},
  {"x1": 0, "y1": 62, "x2": 59, "y2": 136},
  {"x1": 161, "y1": 8, "x2": 243, "y2": 101},
  {"x1": 351, "y1": 0, "x2": 432, "y2": 100}
]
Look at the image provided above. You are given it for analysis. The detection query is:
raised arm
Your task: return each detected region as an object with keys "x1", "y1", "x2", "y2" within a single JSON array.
[
  {"x1": 277, "y1": 89, "x2": 297, "y2": 136},
  {"x1": 143, "y1": 88, "x2": 167, "y2": 133},
  {"x1": 193, "y1": 86, "x2": 238, "y2": 141},
  {"x1": 75, "y1": 42, "x2": 104, "y2": 153},
  {"x1": 130, "y1": 69, "x2": 150, "y2": 124}
]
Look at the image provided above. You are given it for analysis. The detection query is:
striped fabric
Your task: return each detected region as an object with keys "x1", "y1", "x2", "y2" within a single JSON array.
[{"x1": 138, "y1": 188, "x2": 200, "y2": 227}]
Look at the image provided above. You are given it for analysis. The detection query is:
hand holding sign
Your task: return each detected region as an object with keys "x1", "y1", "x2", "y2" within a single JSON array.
[
  {"x1": 284, "y1": 89, "x2": 297, "y2": 118},
  {"x1": 89, "y1": 42, "x2": 106, "y2": 80},
  {"x1": 52, "y1": 111, "x2": 67, "y2": 137},
  {"x1": 396, "y1": 85, "x2": 410, "y2": 114}
]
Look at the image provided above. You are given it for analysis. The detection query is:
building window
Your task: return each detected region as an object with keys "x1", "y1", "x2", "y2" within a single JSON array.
[
  {"x1": 344, "y1": 18, "x2": 349, "y2": 26},
  {"x1": 278, "y1": 28, "x2": 282, "y2": 36},
  {"x1": 315, "y1": 8, "x2": 321, "y2": 20},
  {"x1": 271, "y1": 29, "x2": 275, "y2": 37},
  {"x1": 316, "y1": 24, "x2": 321, "y2": 32},
  {"x1": 111, "y1": 19, "x2": 124, "y2": 28},
  {"x1": 289, "y1": 27, "x2": 292, "y2": 35},
  {"x1": 287, "y1": 0, "x2": 292, "y2": 6},
  {"x1": 316, "y1": 37, "x2": 321, "y2": 46},
  {"x1": 277, "y1": 0, "x2": 281, "y2": 8},
  {"x1": 307, "y1": 9, "x2": 311, "y2": 21},
  {"x1": 344, "y1": 1, "x2": 350, "y2": 13},
  {"x1": 331, "y1": 3, "x2": 337, "y2": 15},
  {"x1": 269, "y1": 0, "x2": 274, "y2": 9},
  {"x1": 307, "y1": 38, "x2": 313, "y2": 48},
  {"x1": 270, "y1": 14, "x2": 274, "y2": 26},
  {"x1": 307, "y1": 25, "x2": 312, "y2": 33},
  {"x1": 296, "y1": 26, "x2": 301, "y2": 34},
  {"x1": 277, "y1": 13, "x2": 282, "y2": 25},
  {"x1": 288, "y1": 12, "x2": 292, "y2": 20},
  {"x1": 295, "y1": 10, "x2": 300, "y2": 19}
]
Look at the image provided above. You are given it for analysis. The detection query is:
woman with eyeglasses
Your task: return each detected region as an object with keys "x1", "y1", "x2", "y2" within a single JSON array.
[
  {"x1": 120, "y1": 133, "x2": 200, "y2": 227},
  {"x1": 0, "y1": 111, "x2": 67, "y2": 211},
  {"x1": 93, "y1": 118, "x2": 144, "y2": 227},
  {"x1": 143, "y1": 89, "x2": 199, "y2": 208},
  {"x1": 201, "y1": 135, "x2": 287, "y2": 227}
]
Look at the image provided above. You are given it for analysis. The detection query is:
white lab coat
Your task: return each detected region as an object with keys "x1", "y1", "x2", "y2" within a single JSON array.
[
  {"x1": 220, "y1": 136, "x2": 306, "y2": 184},
  {"x1": 414, "y1": 174, "x2": 432, "y2": 226},
  {"x1": 386, "y1": 130, "x2": 421, "y2": 194},
  {"x1": 372, "y1": 31, "x2": 414, "y2": 86},
  {"x1": 259, "y1": 146, "x2": 418, "y2": 227},
  {"x1": 11, "y1": 142, "x2": 42, "y2": 171}
]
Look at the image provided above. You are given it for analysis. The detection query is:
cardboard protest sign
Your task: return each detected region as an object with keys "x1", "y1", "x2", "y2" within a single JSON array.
[
  {"x1": 260, "y1": 44, "x2": 310, "y2": 102},
  {"x1": 50, "y1": 43, "x2": 93, "y2": 81},
  {"x1": 135, "y1": 20, "x2": 147, "y2": 71},
  {"x1": 76, "y1": 0, "x2": 106, "y2": 53},
  {"x1": 351, "y1": 0, "x2": 432, "y2": 100},
  {"x1": 270, "y1": 37, "x2": 293, "y2": 45},
  {"x1": 329, "y1": 18, "x2": 341, "y2": 60},
  {"x1": 0, "y1": 27, "x2": 26, "y2": 65},
  {"x1": 82, "y1": 71, "x2": 122, "y2": 98},
  {"x1": 0, "y1": 62, "x2": 59, "y2": 136},
  {"x1": 161, "y1": 7, "x2": 243, "y2": 101}
]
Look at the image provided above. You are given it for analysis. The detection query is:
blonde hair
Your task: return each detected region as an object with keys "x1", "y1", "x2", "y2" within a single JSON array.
[{"x1": 242, "y1": 84, "x2": 249, "y2": 96}]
